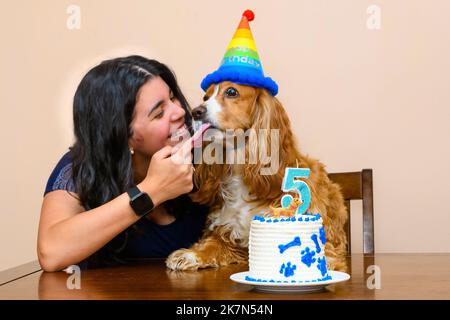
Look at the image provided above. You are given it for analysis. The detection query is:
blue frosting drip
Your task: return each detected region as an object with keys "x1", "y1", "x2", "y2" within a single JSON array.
[
  {"x1": 278, "y1": 236, "x2": 302, "y2": 254},
  {"x1": 311, "y1": 234, "x2": 321, "y2": 253},
  {"x1": 301, "y1": 247, "x2": 316, "y2": 267}
]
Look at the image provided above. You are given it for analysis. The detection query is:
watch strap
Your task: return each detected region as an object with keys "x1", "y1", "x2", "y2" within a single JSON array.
[{"x1": 127, "y1": 186, "x2": 141, "y2": 200}]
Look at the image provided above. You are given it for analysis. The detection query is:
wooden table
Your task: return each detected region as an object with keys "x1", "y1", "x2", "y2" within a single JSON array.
[{"x1": 1, "y1": 254, "x2": 449, "y2": 300}]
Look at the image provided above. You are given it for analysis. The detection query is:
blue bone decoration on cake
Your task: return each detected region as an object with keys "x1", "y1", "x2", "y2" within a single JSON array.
[
  {"x1": 278, "y1": 236, "x2": 302, "y2": 254},
  {"x1": 311, "y1": 233, "x2": 321, "y2": 253},
  {"x1": 319, "y1": 226, "x2": 327, "y2": 244},
  {"x1": 317, "y1": 257, "x2": 328, "y2": 277}
]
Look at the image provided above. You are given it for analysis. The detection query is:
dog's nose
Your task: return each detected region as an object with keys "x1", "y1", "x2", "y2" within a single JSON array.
[{"x1": 192, "y1": 105, "x2": 207, "y2": 120}]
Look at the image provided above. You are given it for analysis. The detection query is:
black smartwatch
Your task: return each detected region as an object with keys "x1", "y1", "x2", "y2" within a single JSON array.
[{"x1": 127, "y1": 186, "x2": 154, "y2": 218}]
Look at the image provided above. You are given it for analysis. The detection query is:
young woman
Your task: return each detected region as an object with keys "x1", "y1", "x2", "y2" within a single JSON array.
[{"x1": 37, "y1": 55, "x2": 207, "y2": 272}]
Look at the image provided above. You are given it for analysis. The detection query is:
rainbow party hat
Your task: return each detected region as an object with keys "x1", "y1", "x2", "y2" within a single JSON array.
[{"x1": 201, "y1": 10, "x2": 278, "y2": 96}]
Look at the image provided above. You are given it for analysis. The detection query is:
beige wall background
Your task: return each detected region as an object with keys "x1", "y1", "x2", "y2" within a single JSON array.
[{"x1": 1, "y1": 0, "x2": 449, "y2": 271}]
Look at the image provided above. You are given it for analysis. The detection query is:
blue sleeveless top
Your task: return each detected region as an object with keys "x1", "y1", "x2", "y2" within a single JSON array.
[{"x1": 44, "y1": 150, "x2": 208, "y2": 267}]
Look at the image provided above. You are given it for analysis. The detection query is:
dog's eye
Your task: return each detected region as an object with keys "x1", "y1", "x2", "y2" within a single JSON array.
[{"x1": 225, "y1": 87, "x2": 239, "y2": 98}]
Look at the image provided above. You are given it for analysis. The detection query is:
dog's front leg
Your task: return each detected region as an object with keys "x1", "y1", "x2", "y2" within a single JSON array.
[{"x1": 166, "y1": 229, "x2": 248, "y2": 271}]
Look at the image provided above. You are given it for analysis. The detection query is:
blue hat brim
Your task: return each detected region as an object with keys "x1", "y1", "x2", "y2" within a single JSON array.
[{"x1": 201, "y1": 66, "x2": 278, "y2": 96}]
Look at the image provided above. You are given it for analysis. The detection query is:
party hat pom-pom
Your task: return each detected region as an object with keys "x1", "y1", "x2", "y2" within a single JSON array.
[{"x1": 243, "y1": 10, "x2": 255, "y2": 21}]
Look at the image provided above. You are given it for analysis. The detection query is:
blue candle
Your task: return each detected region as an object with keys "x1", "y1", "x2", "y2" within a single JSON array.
[{"x1": 280, "y1": 168, "x2": 311, "y2": 215}]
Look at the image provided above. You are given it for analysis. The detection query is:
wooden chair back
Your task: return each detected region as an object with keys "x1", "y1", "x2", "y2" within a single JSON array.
[{"x1": 328, "y1": 169, "x2": 375, "y2": 254}]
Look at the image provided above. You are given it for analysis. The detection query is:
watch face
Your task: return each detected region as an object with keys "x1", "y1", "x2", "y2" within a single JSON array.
[{"x1": 132, "y1": 193, "x2": 153, "y2": 215}]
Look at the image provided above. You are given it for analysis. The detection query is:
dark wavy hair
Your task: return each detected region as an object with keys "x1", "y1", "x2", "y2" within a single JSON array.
[{"x1": 70, "y1": 55, "x2": 195, "y2": 267}]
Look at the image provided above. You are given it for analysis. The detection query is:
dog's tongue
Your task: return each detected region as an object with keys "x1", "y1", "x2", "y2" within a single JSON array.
[{"x1": 192, "y1": 123, "x2": 211, "y2": 147}]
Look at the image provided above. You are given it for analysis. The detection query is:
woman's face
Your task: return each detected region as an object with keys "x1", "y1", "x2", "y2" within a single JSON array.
[{"x1": 129, "y1": 76, "x2": 188, "y2": 157}]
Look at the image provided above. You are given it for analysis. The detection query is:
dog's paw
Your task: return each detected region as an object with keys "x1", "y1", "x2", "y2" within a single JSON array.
[{"x1": 166, "y1": 249, "x2": 201, "y2": 271}]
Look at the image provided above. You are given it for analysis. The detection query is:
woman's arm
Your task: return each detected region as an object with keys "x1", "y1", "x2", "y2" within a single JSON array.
[
  {"x1": 37, "y1": 182, "x2": 162, "y2": 272},
  {"x1": 37, "y1": 144, "x2": 193, "y2": 272}
]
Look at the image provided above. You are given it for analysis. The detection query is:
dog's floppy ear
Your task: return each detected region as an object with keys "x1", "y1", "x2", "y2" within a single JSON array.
[{"x1": 242, "y1": 88, "x2": 301, "y2": 202}]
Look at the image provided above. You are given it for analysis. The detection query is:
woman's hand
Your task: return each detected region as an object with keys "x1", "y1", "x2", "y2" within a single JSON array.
[{"x1": 139, "y1": 140, "x2": 194, "y2": 206}]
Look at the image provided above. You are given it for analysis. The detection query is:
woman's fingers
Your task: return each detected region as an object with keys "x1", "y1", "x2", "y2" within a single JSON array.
[
  {"x1": 153, "y1": 145, "x2": 173, "y2": 160},
  {"x1": 171, "y1": 138, "x2": 193, "y2": 165}
]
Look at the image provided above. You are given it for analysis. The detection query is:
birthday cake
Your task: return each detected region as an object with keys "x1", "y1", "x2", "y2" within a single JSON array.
[
  {"x1": 246, "y1": 212, "x2": 332, "y2": 283},
  {"x1": 245, "y1": 164, "x2": 332, "y2": 283}
]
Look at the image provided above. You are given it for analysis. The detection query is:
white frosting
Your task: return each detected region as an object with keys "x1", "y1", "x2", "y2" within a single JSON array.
[{"x1": 248, "y1": 214, "x2": 330, "y2": 282}]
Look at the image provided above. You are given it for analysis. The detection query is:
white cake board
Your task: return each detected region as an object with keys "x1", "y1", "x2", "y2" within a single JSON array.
[{"x1": 230, "y1": 271, "x2": 350, "y2": 293}]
